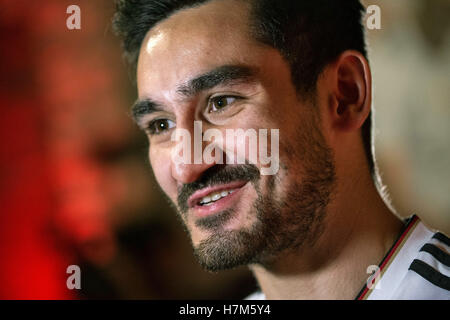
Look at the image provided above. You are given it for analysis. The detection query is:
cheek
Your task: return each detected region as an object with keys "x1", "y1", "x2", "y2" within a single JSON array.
[{"x1": 149, "y1": 147, "x2": 177, "y2": 199}]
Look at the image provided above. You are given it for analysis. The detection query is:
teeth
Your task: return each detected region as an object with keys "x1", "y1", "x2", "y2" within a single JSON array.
[
  {"x1": 199, "y1": 189, "x2": 235, "y2": 205},
  {"x1": 211, "y1": 193, "x2": 221, "y2": 201}
]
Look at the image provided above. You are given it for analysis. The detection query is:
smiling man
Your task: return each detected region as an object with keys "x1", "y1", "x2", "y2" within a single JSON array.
[{"x1": 114, "y1": 0, "x2": 449, "y2": 299}]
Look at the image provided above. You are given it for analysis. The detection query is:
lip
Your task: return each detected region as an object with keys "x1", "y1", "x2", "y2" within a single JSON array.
[
  {"x1": 192, "y1": 182, "x2": 248, "y2": 219},
  {"x1": 188, "y1": 181, "x2": 248, "y2": 209}
]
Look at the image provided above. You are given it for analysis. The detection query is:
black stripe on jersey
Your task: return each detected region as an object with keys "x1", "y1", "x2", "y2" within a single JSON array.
[
  {"x1": 409, "y1": 259, "x2": 450, "y2": 291},
  {"x1": 420, "y1": 244, "x2": 450, "y2": 267},
  {"x1": 433, "y1": 232, "x2": 450, "y2": 247}
]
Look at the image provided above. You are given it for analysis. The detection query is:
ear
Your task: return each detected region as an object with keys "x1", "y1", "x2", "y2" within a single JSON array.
[{"x1": 328, "y1": 50, "x2": 372, "y2": 132}]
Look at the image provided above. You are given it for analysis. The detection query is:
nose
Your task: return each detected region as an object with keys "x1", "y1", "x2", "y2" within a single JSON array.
[
  {"x1": 171, "y1": 162, "x2": 214, "y2": 184},
  {"x1": 170, "y1": 121, "x2": 221, "y2": 184}
]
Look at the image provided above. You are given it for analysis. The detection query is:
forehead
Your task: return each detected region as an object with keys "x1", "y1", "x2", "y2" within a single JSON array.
[{"x1": 136, "y1": 0, "x2": 267, "y2": 98}]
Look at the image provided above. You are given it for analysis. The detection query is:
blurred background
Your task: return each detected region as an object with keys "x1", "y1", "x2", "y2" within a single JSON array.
[{"x1": 0, "y1": 0, "x2": 448, "y2": 299}]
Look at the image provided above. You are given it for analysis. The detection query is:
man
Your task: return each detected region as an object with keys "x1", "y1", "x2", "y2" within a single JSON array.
[{"x1": 114, "y1": 0, "x2": 449, "y2": 299}]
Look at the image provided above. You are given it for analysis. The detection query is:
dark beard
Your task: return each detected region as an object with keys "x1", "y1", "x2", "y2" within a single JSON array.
[
  {"x1": 178, "y1": 115, "x2": 336, "y2": 272},
  {"x1": 193, "y1": 172, "x2": 335, "y2": 271}
]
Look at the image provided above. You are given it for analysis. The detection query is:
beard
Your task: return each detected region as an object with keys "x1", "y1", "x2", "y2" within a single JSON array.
[{"x1": 175, "y1": 113, "x2": 336, "y2": 272}]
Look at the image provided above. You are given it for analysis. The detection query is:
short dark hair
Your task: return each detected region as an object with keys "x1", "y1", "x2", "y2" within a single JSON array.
[{"x1": 113, "y1": 0, "x2": 374, "y2": 178}]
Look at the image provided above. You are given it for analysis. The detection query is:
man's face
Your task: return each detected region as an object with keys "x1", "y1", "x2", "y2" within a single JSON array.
[{"x1": 135, "y1": 0, "x2": 335, "y2": 270}]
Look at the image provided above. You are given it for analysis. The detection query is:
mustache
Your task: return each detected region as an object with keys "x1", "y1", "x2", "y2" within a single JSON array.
[{"x1": 177, "y1": 164, "x2": 260, "y2": 214}]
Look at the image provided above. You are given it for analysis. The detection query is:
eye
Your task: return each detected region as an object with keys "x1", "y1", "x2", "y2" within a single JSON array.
[
  {"x1": 208, "y1": 96, "x2": 239, "y2": 113},
  {"x1": 147, "y1": 119, "x2": 175, "y2": 135}
]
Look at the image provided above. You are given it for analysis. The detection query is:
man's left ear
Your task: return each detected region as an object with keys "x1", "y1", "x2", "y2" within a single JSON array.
[{"x1": 328, "y1": 50, "x2": 372, "y2": 131}]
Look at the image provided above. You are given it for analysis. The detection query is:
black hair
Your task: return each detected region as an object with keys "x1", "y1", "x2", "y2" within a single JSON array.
[{"x1": 113, "y1": 0, "x2": 374, "y2": 178}]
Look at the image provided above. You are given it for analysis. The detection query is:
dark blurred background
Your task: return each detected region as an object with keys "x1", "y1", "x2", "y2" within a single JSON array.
[{"x1": 0, "y1": 0, "x2": 448, "y2": 299}]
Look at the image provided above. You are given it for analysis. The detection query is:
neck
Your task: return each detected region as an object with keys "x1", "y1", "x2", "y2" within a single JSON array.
[{"x1": 249, "y1": 169, "x2": 404, "y2": 300}]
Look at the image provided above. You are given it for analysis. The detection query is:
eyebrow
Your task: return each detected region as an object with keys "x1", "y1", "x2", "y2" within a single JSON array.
[
  {"x1": 131, "y1": 64, "x2": 258, "y2": 124},
  {"x1": 131, "y1": 98, "x2": 164, "y2": 125},
  {"x1": 177, "y1": 64, "x2": 257, "y2": 97}
]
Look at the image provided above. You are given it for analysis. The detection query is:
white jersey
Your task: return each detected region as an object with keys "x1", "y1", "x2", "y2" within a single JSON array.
[{"x1": 246, "y1": 215, "x2": 450, "y2": 300}]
